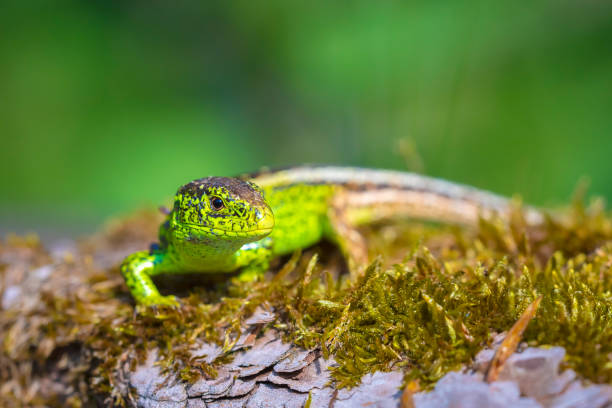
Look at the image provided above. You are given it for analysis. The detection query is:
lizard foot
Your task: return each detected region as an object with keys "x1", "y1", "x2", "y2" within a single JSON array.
[{"x1": 135, "y1": 294, "x2": 181, "y2": 317}]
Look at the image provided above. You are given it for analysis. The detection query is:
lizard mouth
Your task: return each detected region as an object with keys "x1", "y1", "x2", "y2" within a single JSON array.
[{"x1": 177, "y1": 223, "x2": 273, "y2": 239}]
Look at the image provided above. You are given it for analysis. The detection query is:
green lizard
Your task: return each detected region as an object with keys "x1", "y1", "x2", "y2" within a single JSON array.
[{"x1": 121, "y1": 166, "x2": 542, "y2": 307}]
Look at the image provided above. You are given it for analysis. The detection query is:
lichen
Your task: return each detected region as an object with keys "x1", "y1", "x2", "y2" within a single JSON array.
[{"x1": 3, "y1": 196, "x2": 612, "y2": 405}]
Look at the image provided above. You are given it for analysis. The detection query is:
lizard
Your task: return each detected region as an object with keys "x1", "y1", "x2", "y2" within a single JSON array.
[{"x1": 120, "y1": 165, "x2": 543, "y2": 307}]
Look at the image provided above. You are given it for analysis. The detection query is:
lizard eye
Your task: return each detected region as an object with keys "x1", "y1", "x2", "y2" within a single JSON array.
[{"x1": 210, "y1": 197, "x2": 224, "y2": 210}]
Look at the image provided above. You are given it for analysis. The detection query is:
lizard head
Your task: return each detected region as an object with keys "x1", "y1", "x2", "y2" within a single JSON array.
[{"x1": 171, "y1": 177, "x2": 274, "y2": 243}]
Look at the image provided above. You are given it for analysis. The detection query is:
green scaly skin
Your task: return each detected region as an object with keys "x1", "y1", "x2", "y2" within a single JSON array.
[
  {"x1": 121, "y1": 166, "x2": 537, "y2": 307},
  {"x1": 121, "y1": 175, "x2": 337, "y2": 307}
]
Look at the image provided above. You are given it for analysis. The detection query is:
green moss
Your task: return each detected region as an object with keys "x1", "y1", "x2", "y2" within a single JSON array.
[{"x1": 4, "y1": 199, "x2": 612, "y2": 405}]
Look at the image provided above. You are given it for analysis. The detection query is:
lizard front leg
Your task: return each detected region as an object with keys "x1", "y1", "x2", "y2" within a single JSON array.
[
  {"x1": 234, "y1": 238, "x2": 273, "y2": 282},
  {"x1": 120, "y1": 250, "x2": 180, "y2": 307}
]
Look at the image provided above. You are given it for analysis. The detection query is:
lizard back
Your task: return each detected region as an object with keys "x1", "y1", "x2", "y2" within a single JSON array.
[{"x1": 244, "y1": 166, "x2": 542, "y2": 255}]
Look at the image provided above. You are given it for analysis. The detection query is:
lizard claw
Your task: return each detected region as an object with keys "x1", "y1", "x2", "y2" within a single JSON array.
[{"x1": 136, "y1": 295, "x2": 181, "y2": 317}]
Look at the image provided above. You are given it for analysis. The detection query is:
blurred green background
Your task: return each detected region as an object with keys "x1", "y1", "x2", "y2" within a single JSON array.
[{"x1": 1, "y1": 1, "x2": 612, "y2": 240}]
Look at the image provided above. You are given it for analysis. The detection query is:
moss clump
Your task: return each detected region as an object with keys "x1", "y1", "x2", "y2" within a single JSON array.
[{"x1": 3, "y1": 198, "x2": 612, "y2": 405}]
